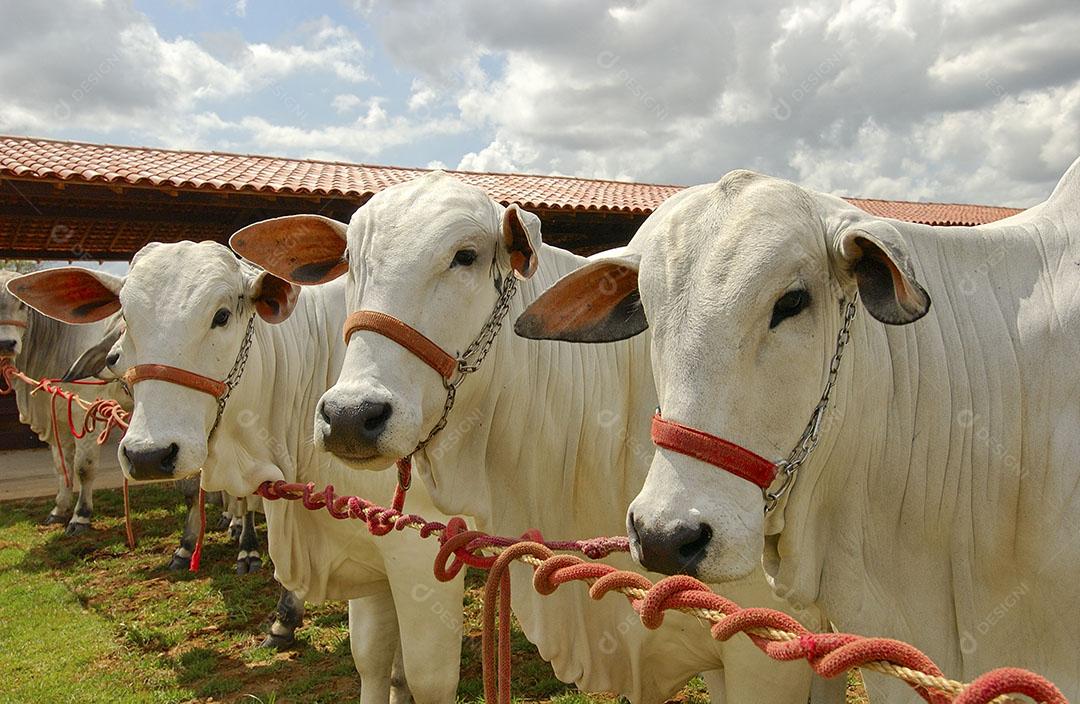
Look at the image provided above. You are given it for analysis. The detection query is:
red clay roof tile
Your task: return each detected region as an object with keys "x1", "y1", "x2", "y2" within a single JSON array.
[{"x1": 0, "y1": 135, "x2": 1022, "y2": 226}]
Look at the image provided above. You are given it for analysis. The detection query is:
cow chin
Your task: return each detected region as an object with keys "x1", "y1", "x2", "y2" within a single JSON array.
[
  {"x1": 628, "y1": 452, "x2": 765, "y2": 583},
  {"x1": 314, "y1": 383, "x2": 424, "y2": 470},
  {"x1": 199, "y1": 462, "x2": 283, "y2": 499}
]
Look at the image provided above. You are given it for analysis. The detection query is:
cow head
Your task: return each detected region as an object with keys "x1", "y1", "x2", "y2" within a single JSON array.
[
  {"x1": 517, "y1": 171, "x2": 930, "y2": 582},
  {"x1": 231, "y1": 171, "x2": 540, "y2": 469},
  {"x1": 0, "y1": 270, "x2": 33, "y2": 357},
  {"x1": 9, "y1": 242, "x2": 299, "y2": 491}
]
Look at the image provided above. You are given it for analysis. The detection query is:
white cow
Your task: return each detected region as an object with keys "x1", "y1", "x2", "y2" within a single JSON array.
[
  {"x1": 0, "y1": 269, "x2": 127, "y2": 534},
  {"x1": 516, "y1": 159, "x2": 1080, "y2": 700},
  {"x1": 10, "y1": 242, "x2": 466, "y2": 704},
  {"x1": 64, "y1": 331, "x2": 267, "y2": 575},
  {"x1": 231, "y1": 172, "x2": 819, "y2": 703}
]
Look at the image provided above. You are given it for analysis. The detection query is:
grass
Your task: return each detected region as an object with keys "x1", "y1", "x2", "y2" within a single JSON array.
[{"x1": 0, "y1": 483, "x2": 870, "y2": 702}]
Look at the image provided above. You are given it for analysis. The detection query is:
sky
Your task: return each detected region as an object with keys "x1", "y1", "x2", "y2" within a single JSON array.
[{"x1": 1, "y1": 0, "x2": 1079, "y2": 213}]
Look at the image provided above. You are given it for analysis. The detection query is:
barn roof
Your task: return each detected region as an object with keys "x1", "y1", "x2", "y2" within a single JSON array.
[{"x1": 0, "y1": 135, "x2": 1022, "y2": 227}]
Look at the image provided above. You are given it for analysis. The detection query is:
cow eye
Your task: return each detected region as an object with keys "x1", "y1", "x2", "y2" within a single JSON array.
[
  {"x1": 451, "y1": 249, "x2": 477, "y2": 268},
  {"x1": 770, "y1": 289, "x2": 810, "y2": 329},
  {"x1": 211, "y1": 308, "x2": 231, "y2": 328}
]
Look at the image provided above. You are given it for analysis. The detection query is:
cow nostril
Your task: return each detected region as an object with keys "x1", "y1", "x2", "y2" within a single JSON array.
[
  {"x1": 0, "y1": 339, "x2": 16, "y2": 353},
  {"x1": 362, "y1": 402, "x2": 392, "y2": 432},
  {"x1": 106, "y1": 351, "x2": 119, "y2": 367},
  {"x1": 678, "y1": 523, "x2": 713, "y2": 562},
  {"x1": 162, "y1": 443, "x2": 179, "y2": 471},
  {"x1": 122, "y1": 442, "x2": 180, "y2": 478}
]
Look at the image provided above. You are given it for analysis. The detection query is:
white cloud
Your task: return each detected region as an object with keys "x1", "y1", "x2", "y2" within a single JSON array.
[
  {"x1": 0, "y1": 2, "x2": 369, "y2": 141},
  {"x1": 331, "y1": 93, "x2": 364, "y2": 113},
  {"x1": 373, "y1": 0, "x2": 1080, "y2": 205}
]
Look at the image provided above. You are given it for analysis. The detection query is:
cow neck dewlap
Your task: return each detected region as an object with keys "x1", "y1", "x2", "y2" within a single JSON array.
[
  {"x1": 770, "y1": 213, "x2": 1078, "y2": 683},
  {"x1": 421, "y1": 242, "x2": 656, "y2": 540},
  {"x1": 216, "y1": 283, "x2": 347, "y2": 486}
]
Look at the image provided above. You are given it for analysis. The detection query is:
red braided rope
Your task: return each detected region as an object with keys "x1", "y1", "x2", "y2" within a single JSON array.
[
  {"x1": 1, "y1": 356, "x2": 1061, "y2": 702},
  {"x1": 1, "y1": 359, "x2": 135, "y2": 547},
  {"x1": 256, "y1": 479, "x2": 1067, "y2": 704},
  {"x1": 190, "y1": 488, "x2": 206, "y2": 572}
]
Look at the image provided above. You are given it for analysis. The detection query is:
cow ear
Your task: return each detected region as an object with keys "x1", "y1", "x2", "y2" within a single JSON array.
[
  {"x1": 836, "y1": 222, "x2": 931, "y2": 325},
  {"x1": 7, "y1": 268, "x2": 123, "y2": 324},
  {"x1": 231, "y1": 215, "x2": 348, "y2": 285},
  {"x1": 63, "y1": 318, "x2": 125, "y2": 381},
  {"x1": 515, "y1": 251, "x2": 646, "y2": 343},
  {"x1": 247, "y1": 270, "x2": 300, "y2": 324},
  {"x1": 501, "y1": 204, "x2": 542, "y2": 279}
]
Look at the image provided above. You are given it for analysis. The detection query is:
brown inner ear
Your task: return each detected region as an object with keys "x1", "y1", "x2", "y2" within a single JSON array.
[
  {"x1": 253, "y1": 275, "x2": 300, "y2": 324},
  {"x1": 848, "y1": 235, "x2": 930, "y2": 324},
  {"x1": 515, "y1": 262, "x2": 645, "y2": 342},
  {"x1": 504, "y1": 211, "x2": 536, "y2": 278},
  {"x1": 8, "y1": 270, "x2": 120, "y2": 324},
  {"x1": 232, "y1": 217, "x2": 347, "y2": 285}
]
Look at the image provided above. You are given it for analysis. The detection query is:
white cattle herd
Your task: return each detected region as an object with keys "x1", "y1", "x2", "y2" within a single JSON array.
[{"x1": 2, "y1": 156, "x2": 1078, "y2": 703}]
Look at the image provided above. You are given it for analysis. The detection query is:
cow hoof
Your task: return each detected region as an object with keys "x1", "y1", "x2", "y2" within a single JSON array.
[
  {"x1": 212, "y1": 514, "x2": 232, "y2": 532},
  {"x1": 236, "y1": 556, "x2": 262, "y2": 576},
  {"x1": 168, "y1": 554, "x2": 192, "y2": 571},
  {"x1": 43, "y1": 513, "x2": 71, "y2": 526},
  {"x1": 64, "y1": 521, "x2": 91, "y2": 536},
  {"x1": 259, "y1": 633, "x2": 296, "y2": 651}
]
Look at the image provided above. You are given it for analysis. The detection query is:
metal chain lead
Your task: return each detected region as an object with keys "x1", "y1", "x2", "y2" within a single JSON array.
[
  {"x1": 412, "y1": 273, "x2": 519, "y2": 453},
  {"x1": 211, "y1": 312, "x2": 257, "y2": 436},
  {"x1": 764, "y1": 295, "x2": 858, "y2": 513}
]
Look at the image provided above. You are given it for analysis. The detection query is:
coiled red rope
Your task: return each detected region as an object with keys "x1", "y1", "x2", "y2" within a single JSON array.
[
  {"x1": 254, "y1": 478, "x2": 1065, "y2": 703},
  {"x1": 2, "y1": 359, "x2": 134, "y2": 548},
  {"x1": 1, "y1": 363, "x2": 1064, "y2": 701}
]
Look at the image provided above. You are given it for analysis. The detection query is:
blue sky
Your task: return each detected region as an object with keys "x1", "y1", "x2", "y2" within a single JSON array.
[{"x1": 2, "y1": 0, "x2": 1079, "y2": 213}]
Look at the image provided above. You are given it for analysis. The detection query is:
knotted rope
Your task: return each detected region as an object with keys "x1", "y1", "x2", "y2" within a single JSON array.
[
  {"x1": 2, "y1": 359, "x2": 135, "y2": 548},
  {"x1": 254, "y1": 479, "x2": 1065, "y2": 704}
]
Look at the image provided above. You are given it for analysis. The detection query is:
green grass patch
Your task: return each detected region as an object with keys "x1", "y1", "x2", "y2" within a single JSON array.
[{"x1": 0, "y1": 480, "x2": 869, "y2": 703}]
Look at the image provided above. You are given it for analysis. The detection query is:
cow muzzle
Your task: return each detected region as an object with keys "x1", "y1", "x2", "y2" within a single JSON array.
[
  {"x1": 316, "y1": 390, "x2": 394, "y2": 463},
  {"x1": 627, "y1": 510, "x2": 713, "y2": 577},
  {"x1": 122, "y1": 442, "x2": 180, "y2": 481}
]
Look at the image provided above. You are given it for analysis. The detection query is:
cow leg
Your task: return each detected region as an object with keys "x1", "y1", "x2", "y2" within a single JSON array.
[
  {"x1": 701, "y1": 669, "x2": 727, "y2": 704},
  {"x1": 262, "y1": 586, "x2": 304, "y2": 651},
  {"x1": 387, "y1": 559, "x2": 462, "y2": 703},
  {"x1": 235, "y1": 505, "x2": 262, "y2": 575},
  {"x1": 44, "y1": 439, "x2": 74, "y2": 525},
  {"x1": 224, "y1": 494, "x2": 243, "y2": 540},
  {"x1": 710, "y1": 638, "x2": 814, "y2": 704},
  {"x1": 389, "y1": 645, "x2": 412, "y2": 704},
  {"x1": 65, "y1": 437, "x2": 99, "y2": 535},
  {"x1": 208, "y1": 491, "x2": 232, "y2": 532},
  {"x1": 169, "y1": 475, "x2": 202, "y2": 571},
  {"x1": 348, "y1": 584, "x2": 401, "y2": 704}
]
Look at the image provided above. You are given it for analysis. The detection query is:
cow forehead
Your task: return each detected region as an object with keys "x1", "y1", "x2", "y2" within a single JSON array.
[
  {"x1": 640, "y1": 175, "x2": 821, "y2": 285},
  {"x1": 123, "y1": 242, "x2": 243, "y2": 316},
  {"x1": 353, "y1": 173, "x2": 501, "y2": 248},
  {"x1": 0, "y1": 271, "x2": 24, "y2": 315}
]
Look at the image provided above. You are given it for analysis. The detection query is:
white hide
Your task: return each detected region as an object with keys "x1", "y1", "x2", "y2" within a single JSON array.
[
  {"x1": 305, "y1": 174, "x2": 819, "y2": 703},
  {"x1": 0, "y1": 269, "x2": 126, "y2": 527},
  {"x1": 102, "y1": 242, "x2": 466, "y2": 704},
  {"x1": 598, "y1": 160, "x2": 1080, "y2": 701}
]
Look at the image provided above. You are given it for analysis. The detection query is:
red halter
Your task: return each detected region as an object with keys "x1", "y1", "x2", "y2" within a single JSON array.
[
  {"x1": 123, "y1": 364, "x2": 227, "y2": 399},
  {"x1": 342, "y1": 310, "x2": 457, "y2": 380},
  {"x1": 651, "y1": 412, "x2": 777, "y2": 490},
  {"x1": 0, "y1": 319, "x2": 28, "y2": 329}
]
